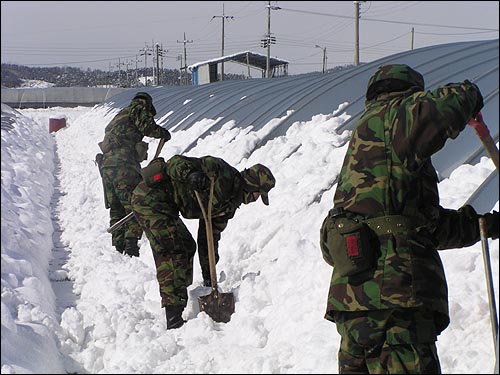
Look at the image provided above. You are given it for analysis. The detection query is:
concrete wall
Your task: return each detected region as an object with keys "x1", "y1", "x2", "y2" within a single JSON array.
[{"x1": 1, "y1": 87, "x2": 130, "y2": 108}]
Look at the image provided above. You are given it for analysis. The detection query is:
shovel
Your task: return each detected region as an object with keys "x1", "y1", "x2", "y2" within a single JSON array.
[
  {"x1": 469, "y1": 112, "x2": 499, "y2": 363},
  {"x1": 194, "y1": 178, "x2": 235, "y2": 323},
  {"x1": 468, "y1": 112, "x2": 499, "y2": 170},
  {"x1": 479, "y1": 217, "x2": 498, "y2": 355}
]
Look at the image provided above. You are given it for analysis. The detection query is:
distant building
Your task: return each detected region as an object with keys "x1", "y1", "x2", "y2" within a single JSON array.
[{"x1": 188, "y1": 51, "x2": 289, "y2": 85}]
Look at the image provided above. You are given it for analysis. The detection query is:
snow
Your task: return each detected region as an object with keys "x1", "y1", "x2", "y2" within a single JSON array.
[
  {"x1": 1, "y1": 100, "x2": 498, "y2": 374},
  {"x1": 19, "y1": 79, "x2": 56, "y2": 88}
]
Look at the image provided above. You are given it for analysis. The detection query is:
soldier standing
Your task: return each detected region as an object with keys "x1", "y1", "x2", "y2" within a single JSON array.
[
  {"x1": 97, "y1": 92, "x2": 171, "y2": 256},
  {"x1": 319, "y1": 64, "x2": 499, "y2": 373},
  {"x1": 131, "y1": 154, "x2": 275, "y2": 329}
]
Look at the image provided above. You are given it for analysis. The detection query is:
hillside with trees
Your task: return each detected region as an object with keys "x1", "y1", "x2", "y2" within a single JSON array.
[{"x1": 1, "y1": 63, "x2": 247, "y2": 88}]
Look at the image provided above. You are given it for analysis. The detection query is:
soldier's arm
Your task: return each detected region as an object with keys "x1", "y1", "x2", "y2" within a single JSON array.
[
  {"x1": 130, "y1": 103, "x2": 171, "y2": 140},
  {"x1": 428, "y1": 80, "x2": 483, "y2": 137},
  {"x1": 432, "y1": 204, "x2": 481, "y2": 250},
  {"x1": 165, "y1": 155, "x2": 198, "y2": 182},
  {"x1": 402, "y1": 81, "x2": 483, "y2": 162},
  {"x1": 200, "y1": 156, "x2": 225, "y2": 178}
]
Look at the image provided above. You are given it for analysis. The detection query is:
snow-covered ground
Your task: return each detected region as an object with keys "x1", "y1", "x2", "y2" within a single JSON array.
[{"x1": 1, "y1": 102, "x2": 498, "y2": 374}]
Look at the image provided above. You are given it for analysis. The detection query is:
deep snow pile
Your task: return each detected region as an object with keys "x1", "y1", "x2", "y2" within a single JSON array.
[{"x1": 1, "y1": 103, "x2": 498, "y2": 374}]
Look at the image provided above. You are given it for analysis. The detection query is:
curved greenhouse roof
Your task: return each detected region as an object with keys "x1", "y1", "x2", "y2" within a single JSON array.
[{"x1": 102, "y1": 38, "x2": 499, "y2": 211}]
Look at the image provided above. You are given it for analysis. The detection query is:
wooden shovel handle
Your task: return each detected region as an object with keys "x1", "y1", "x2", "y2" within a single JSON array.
[
  {"x1": 154, "y1": 138, "x2": 167, "y2": 159},
  {"x1": 480, "y1": 135, "x2": 500, "y2": 172},
  {"x1": 194, "y1": 178, "x2": 217, "y2": 290}
]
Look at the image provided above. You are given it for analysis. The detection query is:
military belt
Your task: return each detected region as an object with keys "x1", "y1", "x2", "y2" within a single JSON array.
[{"x1": 362, "y1": 215, "x2": 416, "y2": 236}]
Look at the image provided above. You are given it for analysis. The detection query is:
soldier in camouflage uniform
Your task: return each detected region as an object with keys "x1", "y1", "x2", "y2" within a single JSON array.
[
  {"x1": 319, "y1": 64, "x2": 499, "y2": 373},
  {"x1": 131, "y1": 154, "x2": 275, "y2": 329},
  {"x1": 97, "y1": 92, "x2": 171, "y2": 257}
]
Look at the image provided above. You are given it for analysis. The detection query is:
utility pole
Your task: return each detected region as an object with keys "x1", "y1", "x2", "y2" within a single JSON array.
[
  {"x1": 411, "y1": 27, "x2": 415, "y2": 50},
  {"x1": 124, "y1": 60, "x2": 131, "y2": 87},
  {"x1": 155, "y1": 44, "x2": 167, "y2": 85},
  {"x1": 266, "y1": 1, "x2": 271, "y2": 78},
  {"x1": 108, "y1": 62, "x2": 112, "y2": 87},
  {"x1": 177, "y1": 54, "x2": 183, "y2": 86},
  {"x1": 315, "y1": 44, "x2": 327, "y2": 73},
  {"x1": 155, "y1": 44, "x2": 160, "y2": 85},
  {"x1": 160, "y1": 44, "x2": 165, "y2": 80},
  {"x1": 114, "y1": 58, "x2": 124, "y2": 87},
  {"x1": 354, "y1": 1, "x2": 360, "y2": 66},
  {"x1": 354, "y1": 1, "x2": 367, "y2": 66},
  {"x1": 212, "y1": 3, "x2": 234, "y2": 81},
  {"x1": 134, "y1": 55, "x2": 142, "y2": 86},
  {"x1": 262, "y1": 1, "x2": 280, "y2": 79},
  {"x1": 177, "y1": 32, "x2": 193, "y2": 85},
  {"x1": 246, "y1": 52, "x2": 251, "y2": 78},
  {"x1": 151, "y1": 39, "x2": 156, "y2": 85},
  {"x1": 139, "y1": 44, "x2": 152, "y2": 86}
]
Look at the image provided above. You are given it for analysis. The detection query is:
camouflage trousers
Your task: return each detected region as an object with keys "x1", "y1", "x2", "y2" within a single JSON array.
[
  {"x1": 101, "y1": 166, "x2": 143, "y2": 250},
  {"x1": 332, "y1": 308, "x2": 441, "y2": 374},
  {"x1": 131, "y1": 181, "x2": 197, "y2": 308}
]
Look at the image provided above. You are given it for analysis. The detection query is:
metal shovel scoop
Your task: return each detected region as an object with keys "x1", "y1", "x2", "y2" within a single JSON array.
[{"x1": 195, "y1": 178, "x2": 235, "y2": 323}]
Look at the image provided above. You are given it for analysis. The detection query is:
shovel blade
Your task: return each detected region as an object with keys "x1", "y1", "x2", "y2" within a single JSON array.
[{"x1": 198, "y1": 289, "x2": 235, "y2": 323}]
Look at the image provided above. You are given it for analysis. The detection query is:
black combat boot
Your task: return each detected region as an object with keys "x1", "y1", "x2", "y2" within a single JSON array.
[
  {"x1": 165, "y1": 305, "x2": 186, "y2": 330},
  {"x1": 124, "y1": 238, "x2": 140, "y2": 257},
  {"x1": 114, "y1": 240, "x2": 125, "y2": 254}
]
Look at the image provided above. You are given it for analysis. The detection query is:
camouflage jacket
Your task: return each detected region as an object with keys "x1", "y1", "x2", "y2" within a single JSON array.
[
  {"x1": 326, "y1": 81, "x2": 483, "y2": 332},
  {"x1": 165, "y1": 155, "x2": 245, "y2": 220},
  {"x1": 100, "y1": 101, "x2": 171, "y2": 171}
]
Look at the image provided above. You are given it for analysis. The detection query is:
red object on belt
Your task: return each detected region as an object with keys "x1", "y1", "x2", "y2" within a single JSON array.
[{"x1": 346, "y1": 235, "x2": 359, "y2": 257}]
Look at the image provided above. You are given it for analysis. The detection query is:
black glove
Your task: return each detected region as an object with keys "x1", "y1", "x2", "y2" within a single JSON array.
[
  {"x1": 473, "y1": 93, "x2": 484, "y2": 118},
  {"x1": 482, "y1": 210, "x2": 499, "y2": 239},
  {"x1": 162, "y1": 130, "x2": 171, "y2": 142},
  {"x1": 187, "y1": 171, "x2": 210, "y2": 191},
  {"x1": 465, "y1": 80, "x2": 484, "y2": 117}
]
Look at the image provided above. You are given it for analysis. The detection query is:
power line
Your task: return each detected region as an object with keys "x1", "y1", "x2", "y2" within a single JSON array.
[
  {"x1": 279, "y1": 6, "x2": 499, "y2": 32},
  {"x1": 417, "y1": 30, "x2": 498, "y2": 36},
  {"x1": 362, "y1": 31, "x2": 411, "y2": 50}
]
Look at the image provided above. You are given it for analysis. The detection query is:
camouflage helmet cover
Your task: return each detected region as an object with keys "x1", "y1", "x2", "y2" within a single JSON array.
[
  {"x1": 133, "y1": 92, "x2": 156, "y2": 115},
  {"x1": 241, "y1": 164, "x2": 276, "y2": 205},
  {"x1": 367, "y1": 64, "x2": 425, "y2": 98}
]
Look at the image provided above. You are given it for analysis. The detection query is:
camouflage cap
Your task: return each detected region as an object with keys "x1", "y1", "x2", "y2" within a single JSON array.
[
  {"x1": 241, "y1": 164, "x2": 276, "y2": 205},
  {"x1": 133, "y1": 92, "x2": 156, "y2": 115},
  {"x1": 367, "y1": 64, "x2": 425, "y2": 95},
  {"x1": 133, "y1": 92, "x2": 153, "y2": 103}
]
